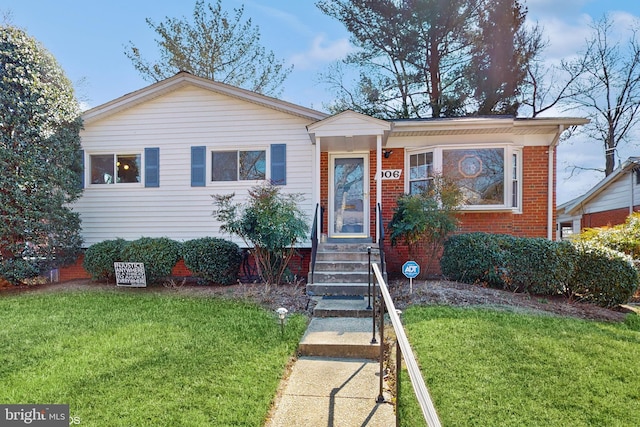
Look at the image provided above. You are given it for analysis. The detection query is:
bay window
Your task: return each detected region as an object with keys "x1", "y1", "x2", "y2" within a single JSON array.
[{"x1": 407, "y1": 146, "x2": 521, "y2": 211}]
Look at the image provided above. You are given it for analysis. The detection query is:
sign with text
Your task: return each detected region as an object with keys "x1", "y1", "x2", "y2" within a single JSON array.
[
  {"x1": 375, "y1": 169, "x2": 402, "y2": 180},
  {"x1": 1, "y1": 404, "x2": 69, "y2": 426},
  {"x1": 402, "y1": 261, "x2": 420, "y2": 279},
  {"x1": 114, "y1": 262, "x2": 147, "y2": 287}
]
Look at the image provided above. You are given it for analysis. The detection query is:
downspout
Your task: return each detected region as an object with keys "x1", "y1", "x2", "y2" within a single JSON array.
[
  {"x1": 376, "y1": 135, "x2": 382, "y2": 243},
  {"x1": 548, "y1": 125, "x2": 565, "y2": 240}
]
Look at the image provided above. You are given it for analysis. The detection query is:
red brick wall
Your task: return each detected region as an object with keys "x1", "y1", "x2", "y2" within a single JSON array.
[
  {"x1": 381, "y1": 146, "x2": 554, "y2": 276},
  {"x1": 58, "y1": 254, "x2": 91, "y2": 281},
  {"x1": 581, "y1": 206, "x2": 640, "y2": 229}
]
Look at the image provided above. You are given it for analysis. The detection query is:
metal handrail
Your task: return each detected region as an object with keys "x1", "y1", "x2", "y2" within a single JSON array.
[
  {"x1": 310, "y1": 203, "x2": 319, "y2": 284},
  {"x1": 371, "y1": 262, "x2": 442, "y2": 427},
  {"x1": 376, "y1": 203, "x2": 386, "y2": 277}
]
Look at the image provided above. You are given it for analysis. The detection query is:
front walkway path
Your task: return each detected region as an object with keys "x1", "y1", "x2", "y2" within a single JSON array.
[{"x1": 265, "y1": 297, "x2": 396, "y2": 426}]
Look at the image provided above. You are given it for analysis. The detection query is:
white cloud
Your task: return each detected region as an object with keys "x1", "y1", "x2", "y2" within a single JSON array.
[{"x1": 289, "y1": 34, "x2": 354, "y2": 70}]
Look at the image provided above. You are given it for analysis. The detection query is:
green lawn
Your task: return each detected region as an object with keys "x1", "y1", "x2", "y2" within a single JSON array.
[
  {"x1": 399, "y1": 306, "x2": 640, "y2": 427},
  {"x1": 0, "y1": 290, "x2": 306, "y2": 426}
]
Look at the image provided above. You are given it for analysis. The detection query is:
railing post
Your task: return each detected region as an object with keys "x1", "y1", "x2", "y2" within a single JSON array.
[
  {"x1": 367, "y1": 246, "x2": 372, "y2": 310},
  {"x1": 396, "y1": 312, "x2": 402, "y2": 427},
  {"x1": 377, "y1": 284, "x2": 385, "y2": 403},
  {"x1": 370, "y1": 261, "x2": 377, "y2": 345}
]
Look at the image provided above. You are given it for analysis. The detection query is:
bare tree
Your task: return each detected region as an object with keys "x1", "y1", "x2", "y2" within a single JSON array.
[{"x1": 565, "y1": 15, "x2": 640, "y2": 176}]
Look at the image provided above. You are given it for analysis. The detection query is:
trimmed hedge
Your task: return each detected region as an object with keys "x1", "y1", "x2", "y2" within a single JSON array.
[
  {"x1": 181, "y1": 237, "x2": 241, "y2": 285},
  {"x1": 82, "y1": 239, "x2": 127, "y2": 281},
  {"x1": 567, "y1": 242, "x2": 639, "y2": 308},
  {"x1": 121, "y1": 237, "x2": 182, "y2": 283},
  {"x1": 441, "y1": 232, "x2": 639, "y2": 308},
  {"x1": 440, "y1": 233, "x2": 514, "y2": 287},
  {"x1": 503, "y1": 238, "x2": 576, "y2": 295}
]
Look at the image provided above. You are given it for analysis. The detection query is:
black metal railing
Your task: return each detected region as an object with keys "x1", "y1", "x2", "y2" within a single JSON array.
[
  {"x1": 369, "y1": 260, "x2": 442, "y2": 426},
  {"x1": 309, "y1": 203, "x2": 320, "y2": 284},
  {"x1": 377, "y1": 203, "x2": 386, "y2": 277}
]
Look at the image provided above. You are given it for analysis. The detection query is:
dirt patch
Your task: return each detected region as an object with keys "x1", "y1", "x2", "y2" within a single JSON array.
[{"x1": 2, "y1": 278, "x2": 635, "y2": 322}]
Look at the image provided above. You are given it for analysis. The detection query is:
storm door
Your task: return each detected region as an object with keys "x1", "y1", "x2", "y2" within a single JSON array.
[{"x1": 329, "y1": 154, "x2": 369, "y2": 238}]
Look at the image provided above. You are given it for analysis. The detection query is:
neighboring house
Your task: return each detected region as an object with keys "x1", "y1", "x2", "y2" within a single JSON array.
[
  {"x1": 557, "y1": 157, "x2": 640, "y2": 239},
  {"x1": 64, "y1": 72, "x2": 587, "y2": 279}
]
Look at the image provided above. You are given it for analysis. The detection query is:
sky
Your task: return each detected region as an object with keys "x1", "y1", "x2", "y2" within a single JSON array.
[{"x1": 3, "y1": 0, "x2": 640, "y2": 204}]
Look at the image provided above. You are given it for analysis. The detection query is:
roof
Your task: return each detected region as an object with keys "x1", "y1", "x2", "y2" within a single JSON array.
[
  {"x1": 559, "y1": 156, "x2": 640, "y2": 215},
  {"x1": 81, "y1": 71, "x2": 329, "y2": 124}
]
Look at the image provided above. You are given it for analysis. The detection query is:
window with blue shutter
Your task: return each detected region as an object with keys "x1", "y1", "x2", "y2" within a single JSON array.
[
  {"x1": 191, "y1": 146, "x2": 206, "y2": 187},
  {"x1": 145, "y1": 147, "x2": 160, "y2": 187},
  {"x1": 270, "y1": 144, "x2": 286, "y2": 185}
]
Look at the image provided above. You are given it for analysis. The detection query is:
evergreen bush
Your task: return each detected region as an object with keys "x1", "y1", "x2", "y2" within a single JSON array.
[
  {"x1": 567, "y1": 242, "x2": 639, "y2": 308},
  {"x1": 121, "y1": 237, "x2": 182, "y2": 283},
  {"x1": 82, "y1": 239, "x2": 128, "y2": 281},
  {"x1": 182, "y1": 238, "x2": 241, "y2": 285}
]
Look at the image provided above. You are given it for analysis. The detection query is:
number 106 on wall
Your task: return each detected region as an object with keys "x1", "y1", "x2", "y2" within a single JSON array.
[{"x1": 376, "y1": 169, "x2": 402, "y2": 180}]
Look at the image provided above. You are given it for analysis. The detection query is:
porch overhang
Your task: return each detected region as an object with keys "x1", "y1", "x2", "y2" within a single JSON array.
[{"x1": 306, "y1": 110, "x2": 392, "y2": 151}]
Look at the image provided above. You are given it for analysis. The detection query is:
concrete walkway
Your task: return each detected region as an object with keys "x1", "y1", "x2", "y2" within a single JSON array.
[{"x1": 265, "y1": 297, "x2": 396, "y2": 427}]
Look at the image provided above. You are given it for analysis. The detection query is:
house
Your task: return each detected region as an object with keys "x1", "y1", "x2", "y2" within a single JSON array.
[
  {"x1": 557, "y1": 157, "x2": 640, "y2": 239},
  {"x1": 62, "y1": 72, "x2": 587, "y2": 281}
]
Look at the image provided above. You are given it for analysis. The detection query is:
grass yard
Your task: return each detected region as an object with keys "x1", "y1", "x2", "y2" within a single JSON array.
[
  {"x1": 399, "y1": 306, "x2": 640, "y2": 427},
  {"x1": 0, "y1": 290, "x2": 307, "y2": 426}
]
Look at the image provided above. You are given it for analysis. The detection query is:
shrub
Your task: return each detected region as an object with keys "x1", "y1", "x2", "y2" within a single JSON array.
[
  {"x1": 83, "y1": 239, "x2": 128, "y2": 281},
  {"x1": 503, "y1": 238, "x2": 577, "y2": 295},
  {"x1": 578, "y1": 213, "x2": 640, "y2": 257},
  {"x1": 182, "y1": 238, "x2": 241, "y2": 285},
  {"x1": 567, "y1": 242, "x2": 639, "y2": 308},
  {"x1": 0, "y1": 258, "x2": 40, "y2": 284},
  {"x1": 440, "y1": 233, "x2": 514, "y2": 287},
  {"x1": 213, "y1": 183, "x2": 308, "y2": 285},
  {"x1": 121, "y1": 237, "x2": 182, "y2": 283}
]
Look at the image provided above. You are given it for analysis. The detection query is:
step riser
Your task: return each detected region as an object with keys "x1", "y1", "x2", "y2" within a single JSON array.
[
  {"x1": 307, "y1": 284, "x2": 371, "y2": 296},
  {"x1": 298, "y1": 343, "x2": 379, "y2": 359},
  {"x1": 313, "y1": 261, "x2": 372, "y2": 272},
  {"x1": 315, "y1": 252, "x2": 380, "y2": 262}
]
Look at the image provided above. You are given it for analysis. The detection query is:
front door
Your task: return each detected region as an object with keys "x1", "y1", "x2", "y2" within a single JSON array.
[{"x1": 329, "y1": 154, "x2": 369, "y2": 239}]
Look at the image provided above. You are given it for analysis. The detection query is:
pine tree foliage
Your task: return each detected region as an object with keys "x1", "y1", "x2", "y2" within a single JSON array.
[
  {"x1": 125, "y1": 0, "x2": 291, "y2": 96},
  {"x1": 0, "y1": 25, "x2": 83, "y2": 283}
]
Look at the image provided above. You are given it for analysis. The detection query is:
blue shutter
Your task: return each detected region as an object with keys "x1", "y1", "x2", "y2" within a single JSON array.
[
  {"x1": 271, "y1": 144, "x2": 286, "y2": 185},
  {"x1": 191, "y1": 146, "x2": 206, "y2": 187},
  {"x1": 145, "y1": 147, "x2": 160, "y2": 187},
  {"x1": 78, "y1": 150, "x2": 84, "y2": 189}
]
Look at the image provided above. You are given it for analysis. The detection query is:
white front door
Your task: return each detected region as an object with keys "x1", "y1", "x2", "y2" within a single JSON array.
[{"x1": 329, "y1": 153, "x2": 369, "y2": 238}]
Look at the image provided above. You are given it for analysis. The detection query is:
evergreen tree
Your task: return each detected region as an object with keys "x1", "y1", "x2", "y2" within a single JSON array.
[
  {"x1": 125, "y1": 0, "x2": 291, "y2": 96},
  {"x1": 0, "y1": 25, "x2": 83, "y2": 283}
]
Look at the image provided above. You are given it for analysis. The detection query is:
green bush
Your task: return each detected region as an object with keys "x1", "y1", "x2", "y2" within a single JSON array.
[
  {"x1": 83, "y1": 239, "x2": 128, "y2": 281},
  {"x1": 0, "y1": 258, "x2": 39, "y2": 284},
  {"x1": 567, "y1": 242, "x2": 639, "y2": 308},
  {"x1": 440, "y1": 233, "x2": 514, "y2": 287},
  {"x1": 503, "y1": 238, "x2": 577, "y2": 294},
  {"x1": 578, "y1": 213, "x2": 640, "y2": 257},
  {"x1": 121, "y1": 237, "x2": 182, "y2": 283},
  {"x1": 181, "y1": 238, "x2": 241, "y2": 285}
]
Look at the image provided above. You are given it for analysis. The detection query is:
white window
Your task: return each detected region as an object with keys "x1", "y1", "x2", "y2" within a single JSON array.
[
  {"x1": 409, "y1": 151, "x2": 433, "y2": 194},
  {"x1": 90, "y1": 153, "x2": 141, "y2": 184},
  {"x1": 406, "y1": 145, "x2": 521, "y2": 211}
]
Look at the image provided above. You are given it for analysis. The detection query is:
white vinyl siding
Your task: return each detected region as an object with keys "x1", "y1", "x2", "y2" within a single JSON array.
[{"x1": 74, "y1": 86, "x2": 315, "y2": 247}]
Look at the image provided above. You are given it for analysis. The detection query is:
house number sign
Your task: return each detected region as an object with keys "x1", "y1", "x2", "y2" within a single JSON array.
[{"x1": 377, "y1": 169, "x2": 402, "y2": 180}]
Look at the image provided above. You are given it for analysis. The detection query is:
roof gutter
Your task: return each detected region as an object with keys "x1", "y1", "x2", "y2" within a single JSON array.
[{"x1": 549, "y1": 125, "x2": 565, "y2": 240}]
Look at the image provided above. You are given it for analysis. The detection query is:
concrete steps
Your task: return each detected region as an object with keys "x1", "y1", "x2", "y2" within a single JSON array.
[
  {"x1": 298, "y1": 296, "x2": 380, "y2": 360},
  {"x1": 307, "y1": 242, "x2": 382, "y2": 296}
]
